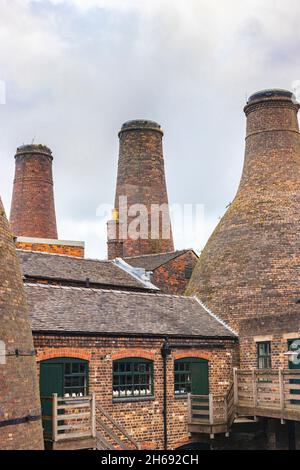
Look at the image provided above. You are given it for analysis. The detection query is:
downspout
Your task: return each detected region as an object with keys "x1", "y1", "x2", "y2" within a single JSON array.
[{"x1": 161, "y1": 338, "x2": 171, "y2": 450}]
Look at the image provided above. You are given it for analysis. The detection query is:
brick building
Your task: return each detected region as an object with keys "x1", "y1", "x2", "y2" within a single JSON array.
[
  {"x1": 28, "y1": 282, "x2": 237, "y2": 450},
  {"x1": 125, "y1": 249, "x2": 198, "y2": 295},
  {"x1": 2, "y1": 89, "x2": 300, "y2": 451}
]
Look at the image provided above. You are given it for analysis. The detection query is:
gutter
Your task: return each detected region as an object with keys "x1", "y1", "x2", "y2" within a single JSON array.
[{"x1": 32, "y1": 330, "x2": 238, "y2": 342}]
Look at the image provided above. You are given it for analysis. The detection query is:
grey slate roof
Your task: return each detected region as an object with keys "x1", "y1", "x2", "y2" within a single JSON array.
[
  {"x1": 124, "y1": 249, "x2": 198, "y2": 272},
  {"x1": 18, "y1": 250, "x2": 152, "y2": 291},
  {"x1": 26, "y1": 283, "x2": 236, "y2": 338}
]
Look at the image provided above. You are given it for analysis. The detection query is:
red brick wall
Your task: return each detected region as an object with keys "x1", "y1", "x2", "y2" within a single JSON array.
[
  {"x1": 16, "y1": 241, "x2": 84, "y2": 258},
  {"x1": 10, "y1": 144, "x2": 58, "y2": 239},
  {"x1": 34, "y1": 334, "x2": 238, "y2": 450},
  {"x1": 152, "y1": 251, "x2": 198, "y2": 295},
  {"x1": 239, "y1": 312, "x2": 300, "y2": 370}
]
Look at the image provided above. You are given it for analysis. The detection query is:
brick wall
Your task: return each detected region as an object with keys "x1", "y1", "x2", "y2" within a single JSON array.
[
  {"x1": 16, "y1": 241, "x2": 84, "y2": 258},
  {"x1": 152, "y1": 251, "x2": 198, "y2": 295},
  {"x1": 33, "y1": 334, "x2": 238, "y2": 450},
  {"x1": 239, "y1": 312, "x2": 300, "y2": 370}
]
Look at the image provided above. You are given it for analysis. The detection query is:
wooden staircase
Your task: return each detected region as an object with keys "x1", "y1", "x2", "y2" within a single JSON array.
[
  {"x1": 188, "y1": 368, "x2": 300, "y2": 439},
  {"x1": 42, "y1": 393, "x2": 140, "y2": 450},
  {"x1": 188, "y1": 383, "x2": 235, "y2": 438}
]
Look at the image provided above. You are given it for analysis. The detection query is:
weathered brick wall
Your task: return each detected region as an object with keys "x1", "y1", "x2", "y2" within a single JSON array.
[
  {"x1": 239, "y1": 312, "x2": 300, "y2": 370},
  {"x1": 16, "y1": 241, "x2": 84, "y2": 258},
  {"x1": 0, "y1": 199, "x2": 44, "y2": 450},
  {"x1": 10, "y1": 144, "x2": 58, "y2": 239},
  {"x1": 33, "y1": 334, "x2": 238, "y2": 450},
  {"x1": 187, "y1": 90, "x2": 300, "y2": 333},
  {"x1": 152, "y1": 251, "x2": 198, "y2": 295},
  {"x1": 107, "y1": 120, "x2": 174, "y2": 259}
]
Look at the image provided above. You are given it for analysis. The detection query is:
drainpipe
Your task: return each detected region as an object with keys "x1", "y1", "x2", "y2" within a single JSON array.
[{"x1": 161, "y1": 338, "x2": 171, "y2": 450}]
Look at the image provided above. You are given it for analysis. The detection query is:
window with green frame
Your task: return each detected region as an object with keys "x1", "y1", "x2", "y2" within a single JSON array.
[
  {"x1": 64, "y1": 360, "x2": 88, "y2": 397},
  {"x1": 113, "y1": 358, "x2": 154, "y2": 399},
  {"x1": 257, "y1": 342, "x2": 271, "y2": 369},
  {"x1": 185, "y1": 267, "x2": 193, "y2": 280},
  {"x1": 174, "y1": 360, "x2": 192, "y2": 395}
]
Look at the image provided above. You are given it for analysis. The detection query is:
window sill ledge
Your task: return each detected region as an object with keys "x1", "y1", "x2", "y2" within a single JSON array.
[
  {"x1": 174, "y1": 395, "x2": 188, "y2": 400},
  {"x1": 112, "y1": 396, "x2": 155, "y2": 404}
]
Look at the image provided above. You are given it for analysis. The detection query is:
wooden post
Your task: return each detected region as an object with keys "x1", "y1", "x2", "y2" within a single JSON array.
[
  {"x1": 52, "y1": 393, "x2": 58, "y2": 442},
  {"x1": 224, "y1": 396, "x2": 228, "y2": 424},
  {"x1": 279, "y1": 369, "x2": 285, "y2": 420},
  {"x1": 91, "y1": 393, "x2": 96, "y2": 438},
  {"x1": 209, "y1": 394, "x2": 214, "y2": 425},
  {"x1": 233, "y1": 368, "x2": 238, "y2": 406},
  {"x1": 252, "y1": 369, "x2": 257, "y2": 409},
  {"x1": 187, "y1": 393, "x2": 192, "y2": 424}
]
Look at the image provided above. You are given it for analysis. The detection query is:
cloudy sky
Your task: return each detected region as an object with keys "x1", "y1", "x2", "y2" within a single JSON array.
[{"x1": 0, "y1": 0, "x2": 299, "y2": 258}]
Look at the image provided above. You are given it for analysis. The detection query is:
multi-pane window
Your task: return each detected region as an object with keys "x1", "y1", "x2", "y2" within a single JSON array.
[
  {"x1": 113, "y1": 358, "x2": 154, "y2": 399},
  {"x1": 64, "y1": 361, "x2": 88, "y2": 397},
  {"x1": 257, "y1": 342, "x2": 271, "y2": 369},
  {"x1": 185, "y1": 267, "x2": 193, "y2": 280},
  {"x1": 174, "y1": 360, "x2": 192, "y2": 395}
]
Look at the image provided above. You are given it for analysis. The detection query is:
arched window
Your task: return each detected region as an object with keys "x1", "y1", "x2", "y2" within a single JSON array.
[
  {"x1": 113, "y1": 358, "x2": 154, "y2": 399},
  {"x1": 174, "y1": 358, "x2": 208, "y2": 396}
]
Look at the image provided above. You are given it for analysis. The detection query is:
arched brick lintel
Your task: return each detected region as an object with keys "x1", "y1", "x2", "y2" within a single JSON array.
[
  {"x1": 111, "y1": 349, "x2": 155, "y2": 361},
  {"x1": 172, "y1": 350, "x2": 211, "y2": 361},
  {"x1": 36, "y1": 348, "x2": 91, "y2": 362}
]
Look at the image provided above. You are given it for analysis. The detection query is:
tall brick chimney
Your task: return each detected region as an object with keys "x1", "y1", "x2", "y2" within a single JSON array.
[
  {"x1": 107, "y1": 120, "x2": 174, "y2": 259},
  {"x1": 187, "y1": 89, "x2": 300, "y2": 332},
  {"x1": 0, "y1": 198, "x2": 44, "y2": 449},
  {"x1": 10, "y1": 144, "x2": 58, "y2": 239}
]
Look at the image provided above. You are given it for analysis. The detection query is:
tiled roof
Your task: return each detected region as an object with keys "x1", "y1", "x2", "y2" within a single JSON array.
[
  {"x1": 124, "y1": 249, "x2": 197, "y2": 271},
  {"x1": 18, "y1": 250, "x2": 153, "y2": 291},
  {"x1": 26, "y1": 283, "x2": 236, "y2": 338}
]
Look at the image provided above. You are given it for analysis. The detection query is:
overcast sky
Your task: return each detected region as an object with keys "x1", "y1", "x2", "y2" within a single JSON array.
[{"x1": 0, "y1": 0, "x2": 299, "y2": 258}]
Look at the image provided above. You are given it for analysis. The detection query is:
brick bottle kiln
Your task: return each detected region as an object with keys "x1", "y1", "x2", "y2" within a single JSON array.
[
  {"x1": 10, "y1": 144, "x2": 58, "y2": 239},
  {"x1": 0, "y1": 198, "x2": 44, "y2": 450},
  {"x1": 187, "y1": 89, "x2": 300, "y2": 332},
  {"x1": 107, "y1": 120, "x2": 174, "y2": 259}
]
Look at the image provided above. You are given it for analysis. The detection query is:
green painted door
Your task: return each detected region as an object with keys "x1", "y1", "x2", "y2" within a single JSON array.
[
  {"x1": 190, "y1": 359, "x2": 209, "y2": 420},
  {"x1": 40, "y1": 362, "x2": 64, "y2": 437},
  {"x1": 288, "y1": 339, "x2": 300, "y2": 405},
  {"x1": 191, "y1": 359, "x2": 209, "y2": 395}
]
